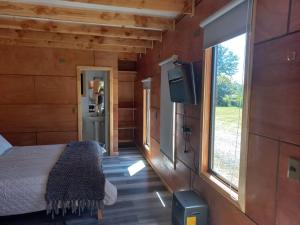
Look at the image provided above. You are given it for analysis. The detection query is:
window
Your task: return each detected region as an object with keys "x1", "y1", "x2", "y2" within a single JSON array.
[
  {"x1": 142, "y1": 78, "x2": 152, "y2": 150},
  {"x1": 144, "y1": 89, "x2": 151, "y2": 148},
  {"x1": 209, "y1": 34, "x2": 246, "y2": 189},
  {"x1": 200, "y1": 0, "x2": 254, "y2": 211}
]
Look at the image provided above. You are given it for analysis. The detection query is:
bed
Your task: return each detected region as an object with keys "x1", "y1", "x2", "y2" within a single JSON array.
[{"x1": 0, "y1": 135, "x2": 117, "y2": 217}]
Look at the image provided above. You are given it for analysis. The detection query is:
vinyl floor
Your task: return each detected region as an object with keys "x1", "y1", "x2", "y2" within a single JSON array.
[{"x1": 0, "y1": 147, "x2": 172, "y2": 225}]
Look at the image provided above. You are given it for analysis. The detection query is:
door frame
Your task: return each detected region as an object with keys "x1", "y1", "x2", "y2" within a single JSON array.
[{"x1": 76, "y1": 66, "x2": 114, "y2": 155}]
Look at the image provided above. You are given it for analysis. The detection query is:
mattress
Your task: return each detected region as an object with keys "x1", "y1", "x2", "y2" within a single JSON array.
[{"x1": 0, "y1": 144, "x2": 117, "y2": 216}]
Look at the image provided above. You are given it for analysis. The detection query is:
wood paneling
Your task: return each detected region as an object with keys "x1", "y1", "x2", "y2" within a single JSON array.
[
  {"x1": 254, "y1": 0, "x2": 290, "y2": 43},
  {"x1": 0, "y1": 105, "x2": 77, "y2": 133},
  {"x1": 289, "y1": 0, "x2": 300, "y2": 33},
  {"x1": 37, "y1": 131, "x2": 77, "y2": 145},
  {"x1": 0, "y1": 45, "x2": 93, "y2": 76},
  {"x1": 246, "y1": 134, "x2": 279, "y2": 225},
  {"x1": 118, "y1": 71, "x2": 136, "y2": 82},
  {"x1": 0, "y1": 75, "x2": 34, "y2": 104},
  {"x1": 193, "y1": 173, "x2": 256, "y2": 225},
  {"x1": 149, "y1": 137, "x2": 191, "y2": 191},
  {"x1": 35, "y1": 76, "x2": 77, "y2": 104},
  {"x1": 276, "y1": 143, "x2": 300, "y2": 225},
  {"x1": 175, "y1": 114, "x2": 200, "y2": 171},
  {"x1": 2, "y1": 132, "x2": 36, "y2": 146},
  {"x1": 251, "y1": 33, "x2": 300, "y2": 145}
]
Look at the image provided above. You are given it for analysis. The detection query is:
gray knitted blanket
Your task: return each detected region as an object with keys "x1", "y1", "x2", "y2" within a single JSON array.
[{"x1": 45, "y1": 141, "x2": 105, "y2": 217}]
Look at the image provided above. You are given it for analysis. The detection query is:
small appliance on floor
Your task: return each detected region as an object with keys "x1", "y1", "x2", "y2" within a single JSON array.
[{"x1": 172, "y1": 190, "x2": 208, "y2": 225}]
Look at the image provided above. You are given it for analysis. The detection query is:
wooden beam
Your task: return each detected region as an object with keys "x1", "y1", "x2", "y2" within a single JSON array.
[
  {"x1": 0, "y1": 28, "x2": 153, "y2": 48},
  {"x1": 0, "y1": 1, "x2": 174, "y2": 30},
  {"x1": 0, "y1": 37, "x2": 146, "y2": 53},
  {"x1": 66, "y1": 0, "x2": 189, "y2": 13},
  {"x1": 0, "y1": 16, "x2": 162, "y2": 41}
]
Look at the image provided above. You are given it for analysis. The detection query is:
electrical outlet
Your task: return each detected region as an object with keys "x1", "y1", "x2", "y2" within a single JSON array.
[
  {"x1": 288, "y1": 158, "x2": 300, "y2": 182},
  {"x1": 182, "y1": 127, "x2": 192, "y2": 134}
]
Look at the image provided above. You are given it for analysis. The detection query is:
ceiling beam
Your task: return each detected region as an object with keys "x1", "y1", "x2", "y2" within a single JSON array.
[
  {"x1": 0, "y1": 37, "x2": 146, "y2": 53},
  {"x1": 0, "y1": 28, "x2": 153, "y2": 48},
  {"x1": 66, "y1": 0, "x2": 190, "y2": 13},
  {"x1": 0, "y1": 1, "x2": 174, "y2": 30},
  {"x1": 0, "y1": 16, "x2": 162, "y2": 41}
]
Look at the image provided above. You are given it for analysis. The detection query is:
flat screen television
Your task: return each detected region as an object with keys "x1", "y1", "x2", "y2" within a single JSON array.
[{"x1": 168, "y1": 61, "x2": 201, "y2": 105}]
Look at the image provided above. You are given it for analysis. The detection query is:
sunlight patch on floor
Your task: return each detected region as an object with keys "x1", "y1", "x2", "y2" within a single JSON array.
[
  {"x1": 155, "y1": 191, "x2": 166, "y2": 207},
  {"x1": 127, "y1": 160, "x2": 146, "y2": 176}
]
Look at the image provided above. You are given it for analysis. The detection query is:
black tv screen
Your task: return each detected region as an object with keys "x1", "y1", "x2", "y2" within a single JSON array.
[{"x1": 168, "y1": 61, "x2": 200, "y2": 105}]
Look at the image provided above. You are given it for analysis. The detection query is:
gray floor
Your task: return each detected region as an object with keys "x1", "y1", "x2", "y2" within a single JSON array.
[{"x1": 0, "y1": 147, "x2": 172, "y2": 225}]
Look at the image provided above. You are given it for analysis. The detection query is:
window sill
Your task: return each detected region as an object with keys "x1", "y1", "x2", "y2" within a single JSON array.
[{"x1": 199, "y1": 171, "x2": 240, "y2": 209}]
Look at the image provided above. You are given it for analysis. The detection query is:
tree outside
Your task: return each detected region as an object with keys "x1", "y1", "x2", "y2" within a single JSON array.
[{"x1": 215, "y1": 45, "x2": 243, "y2": 107}]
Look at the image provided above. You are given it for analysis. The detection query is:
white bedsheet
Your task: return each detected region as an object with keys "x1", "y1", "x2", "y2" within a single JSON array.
[{"x1": 0, "y1": 144, "x2": 117, "y2": 216}]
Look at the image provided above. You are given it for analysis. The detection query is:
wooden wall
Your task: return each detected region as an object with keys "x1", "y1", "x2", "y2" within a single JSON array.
[
  {"x1": 0, "y1": 45, "x2": 119, "y2": 153},
  {"x1": 135, "y1": 0, "x2": 300, "y2": 224}
]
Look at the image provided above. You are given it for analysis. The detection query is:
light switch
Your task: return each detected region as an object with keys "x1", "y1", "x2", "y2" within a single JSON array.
[{"x1": 288, "y1": 158, "x2": 300, "y2": 182}]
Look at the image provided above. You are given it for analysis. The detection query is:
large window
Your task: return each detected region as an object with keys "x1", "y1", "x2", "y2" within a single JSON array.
[
  {"x1": 200, "y1": 0, "x2": 254, "y2": 210},
  {"x1": 209, "y1": 34, "x2": 246, "y2": 189}
]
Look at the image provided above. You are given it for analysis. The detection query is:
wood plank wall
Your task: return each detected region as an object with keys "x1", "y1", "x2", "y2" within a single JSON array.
[
  {"x1": 0, "y1": 45, "x2": 119, "y2": 153},
  {"x1": 135, "y1": 0, "x2": 300, "y2": 224}
]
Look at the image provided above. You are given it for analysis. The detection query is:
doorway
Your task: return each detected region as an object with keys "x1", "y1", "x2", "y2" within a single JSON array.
[{"x1": 77, "y1": 66, "x2": 114, "y2": 154}]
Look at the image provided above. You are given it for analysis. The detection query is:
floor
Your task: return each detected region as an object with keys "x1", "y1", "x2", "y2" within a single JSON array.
[{"x1": 0, "y1": 147, "x2": 172, "y2": 225}]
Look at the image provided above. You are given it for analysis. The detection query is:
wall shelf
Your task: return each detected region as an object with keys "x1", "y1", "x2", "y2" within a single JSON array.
[
  {"x1": 118, "y1": 69, "x2": 136, "y2": 145},
  {"x1": 118, "y1": 121, "x2": 136, "y2": 130}
]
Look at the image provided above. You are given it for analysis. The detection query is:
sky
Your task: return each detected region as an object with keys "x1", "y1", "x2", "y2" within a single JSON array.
[{"x1": 220, "y1": 33, "x2": 247, "y2": 84}]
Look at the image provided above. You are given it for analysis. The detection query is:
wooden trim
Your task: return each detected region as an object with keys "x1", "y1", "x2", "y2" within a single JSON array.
[
  {"x1": 0, "y1": 28, "x2": 153, "y2": 48},
  {"x1": 0, "y1": 37, "x2": 146, "y2": 53},
  {"x1": 0, "y1": 1, "x2": 174, "y2": 30},
  {"x1": 76, "y1": 66, "x2": 114, "y2": 156},
  {"x1": 0, "y1": 16, "x2": 162, "y2": 41},
  {"x1": 200, "y1": 48, "x2": 213, "y2": 173},
  {"x1": 238, "y1": 0, "x2": 257, "y2": 212},
  {"x1": 66, "y1": 0, "x2": 189, "y2": 13}
]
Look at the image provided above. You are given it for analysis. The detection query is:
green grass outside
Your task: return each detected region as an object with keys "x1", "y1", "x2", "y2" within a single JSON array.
[
  {"x1": 215, "y1": 106, "x2": 243, "y2": 131},
  {"x1": 212, "y1": 106, "x2": 243, "y2": 187}
]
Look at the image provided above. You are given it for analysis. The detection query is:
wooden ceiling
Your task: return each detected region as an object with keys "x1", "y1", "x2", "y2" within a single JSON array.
[{"x1": 0, "y1": 0, "x2": 195, "y2": 55}]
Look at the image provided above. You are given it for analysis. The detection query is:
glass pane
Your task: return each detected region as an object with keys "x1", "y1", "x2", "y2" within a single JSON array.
[
  {"x1": 210, "y1": 34, "x2": 247, "y2": 188},
  {"x1": 146, "y1": 90, "x2": 151, "y2": 146}
]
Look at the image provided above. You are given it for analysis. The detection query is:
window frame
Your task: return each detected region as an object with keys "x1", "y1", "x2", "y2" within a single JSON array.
[{"x1": 200, "y1": 30, "x2": 254, "y2": 211}]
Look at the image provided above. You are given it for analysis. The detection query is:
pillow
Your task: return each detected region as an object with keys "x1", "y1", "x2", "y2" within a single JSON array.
[{"x1": 0, "y1": 135, "x2": 12, "y2": 156}]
